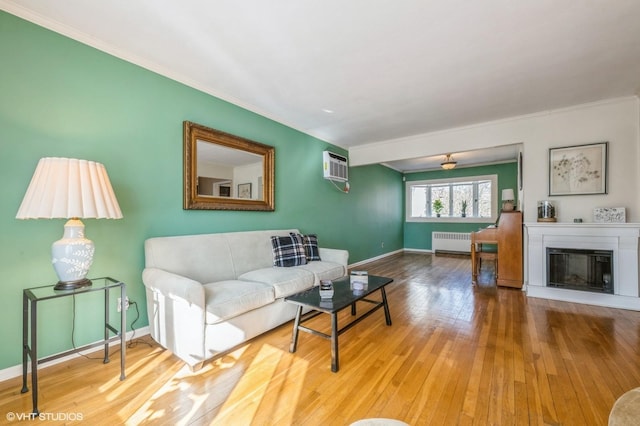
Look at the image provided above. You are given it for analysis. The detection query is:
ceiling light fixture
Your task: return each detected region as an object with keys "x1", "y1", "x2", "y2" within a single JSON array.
[{"x1": 441, "y1": 154, "x2": 457, "y2": 170}]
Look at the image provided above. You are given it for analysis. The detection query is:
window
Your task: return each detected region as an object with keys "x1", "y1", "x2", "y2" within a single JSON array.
[{"x1": 406, "y1": 175, "x2": 498, "y2": 222}]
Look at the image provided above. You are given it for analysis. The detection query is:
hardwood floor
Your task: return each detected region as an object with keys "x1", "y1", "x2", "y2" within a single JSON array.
[{"x1": 2, "y1": 252, "x2": 640, "y2": 425}]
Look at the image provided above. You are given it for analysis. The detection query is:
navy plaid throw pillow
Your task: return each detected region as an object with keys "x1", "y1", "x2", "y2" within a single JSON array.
[
  {"x1": 271, "y1": 234, "x2": 307, "y2": 267},
  {"x1": 291, "y1": 233, "x2": 321, "y2": 261}
]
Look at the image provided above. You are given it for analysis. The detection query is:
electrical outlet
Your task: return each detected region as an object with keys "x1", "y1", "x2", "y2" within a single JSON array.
[
  {"x1": 381, "y1": 241, "x2": 385, "y2": 248},
  {"x1": 117, "y1": 297, "x2": 130, "y2": 312}
]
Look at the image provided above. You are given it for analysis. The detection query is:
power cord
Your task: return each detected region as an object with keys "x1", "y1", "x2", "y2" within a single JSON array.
[
  {"x1": 329, "y1": 179, "x2": 350, "y2": 193},
  {"x1": 126, "y1": 301, "x2": 152, "y2": 349},
  {"x1": 70, "y1": 294, "x2": 151, "y2": 360}
]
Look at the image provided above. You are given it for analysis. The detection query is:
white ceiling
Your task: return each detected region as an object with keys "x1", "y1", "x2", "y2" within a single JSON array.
[
  {"x1": 3, "y1": 0, "x2": 640, "y2": 171},
  {"x1": 383, "y1": 144, "x2": 522, "y2": 172}
]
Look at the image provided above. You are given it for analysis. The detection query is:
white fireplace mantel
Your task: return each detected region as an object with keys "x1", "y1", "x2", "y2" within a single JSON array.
[{"x1": 525, "y1": 223, "x2": 640, "y2": 310}]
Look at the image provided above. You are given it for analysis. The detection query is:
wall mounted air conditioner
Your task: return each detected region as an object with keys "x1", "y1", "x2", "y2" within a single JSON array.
[{"x1": 323, "y1": 151, "x2": 349, "y2": 182}]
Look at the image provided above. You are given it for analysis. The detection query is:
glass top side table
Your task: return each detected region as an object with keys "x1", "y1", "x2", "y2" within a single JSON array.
[{"x1": 22, "y1": 277, "x2": 126, "y2": 416}]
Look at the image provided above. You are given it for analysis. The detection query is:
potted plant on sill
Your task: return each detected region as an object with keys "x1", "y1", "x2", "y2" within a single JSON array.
[
  {"x1": 433, "y1": 199, "x2": 444, "y2": 217},
  {"x1": 461, "y1": 200, "x2": 468, "y2": 217}
]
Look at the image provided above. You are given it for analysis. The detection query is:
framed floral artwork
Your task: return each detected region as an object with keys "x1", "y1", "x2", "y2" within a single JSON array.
[{"x1": 549, "y1": 142, "x2": 608, "y2": 196}]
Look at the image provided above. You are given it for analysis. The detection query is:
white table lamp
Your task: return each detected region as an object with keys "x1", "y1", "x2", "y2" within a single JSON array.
[
  {"x1": 16, "y1": 158, "x2": 123, "y2": 290},
  {"x1": 502, "y1": 188, "x2": 515, "y2": 211}
]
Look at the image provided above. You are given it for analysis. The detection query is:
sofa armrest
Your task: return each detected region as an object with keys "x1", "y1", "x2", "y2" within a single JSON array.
[
  {"x1": 319, "y1": 247, "x2": 349, "y2": 267},
  {"x1": 142, "y1": 268, "x2": 206, "y2": 369},
  {"x1": 142, "y1": 267, "x2": 205, "y2": 307}
]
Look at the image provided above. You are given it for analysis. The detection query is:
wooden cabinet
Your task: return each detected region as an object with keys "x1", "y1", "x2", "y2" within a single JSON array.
[
  {"x1": 471, "y1": 211, "x2": 523, "y2": 288},
  {"x1": 496, "y1": 211, "x2": 523, "y2": 288}
]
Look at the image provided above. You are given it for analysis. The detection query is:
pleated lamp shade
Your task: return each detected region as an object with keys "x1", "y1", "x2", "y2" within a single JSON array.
[
  {"x1": 16, "y1": 158, "x2": 122, "y2": 290},
  {"x1": 16, "y1": 157, "x2": 122, "y2": 219},
  {"x1": 501, "y1": 188, "x2": 515, "y2": 202}
]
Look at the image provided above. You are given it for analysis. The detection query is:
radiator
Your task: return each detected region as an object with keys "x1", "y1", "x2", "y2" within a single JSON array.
[{"x1": 432, "y1": 232, "x2": 471, "y2": 253}]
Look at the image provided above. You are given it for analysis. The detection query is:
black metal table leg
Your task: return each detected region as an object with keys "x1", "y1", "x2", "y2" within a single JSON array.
[
  {"x1": 331, "y1": 313, "x2": 339, "y2": 372},
  {"x1": 30, "y1": 299, "x2": 38, "y2": 415},
  {"x1": 21, "y1": 292, "x2": 28, "y2": 394},
  {"x1": 104, "y1": 288, "x2": 110, "y2": 364},
  {"x1": 381, "y1": 287, "x2": 392, "y2": 326},
  {"x1": 289, "y1": 306, "x2": 303, "y2": 353}
]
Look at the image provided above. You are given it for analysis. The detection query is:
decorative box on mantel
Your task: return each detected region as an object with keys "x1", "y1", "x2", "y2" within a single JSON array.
[{"x1": 525, "y1": 223, "x2": 640, "y2": 310}]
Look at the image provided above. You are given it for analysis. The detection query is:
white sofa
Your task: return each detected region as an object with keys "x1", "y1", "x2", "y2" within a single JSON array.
[{"x1": 142, "y1": 229, "x2": 348, "y2": 369}]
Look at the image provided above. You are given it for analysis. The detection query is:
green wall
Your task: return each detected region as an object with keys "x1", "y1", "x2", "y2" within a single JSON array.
[
  {"x1": 0, "y1": 12, "x2": 403, "y2": 370},
  {"x1": 403, "y1": 162, "x2": 518, "y2": 250}
]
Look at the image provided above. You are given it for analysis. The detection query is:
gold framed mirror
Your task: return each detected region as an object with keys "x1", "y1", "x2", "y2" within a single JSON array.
[{"x1": 183, "y1": 121, "x2": 275, "y2": 211}]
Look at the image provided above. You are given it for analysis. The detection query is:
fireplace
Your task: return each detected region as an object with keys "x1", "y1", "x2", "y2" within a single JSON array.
[
  {"x1": 526, "y1": 223, "x2": 640, "y2": 310},
  {"x1": 546, "y1": 248, "x2": 613, "y2": 294}
]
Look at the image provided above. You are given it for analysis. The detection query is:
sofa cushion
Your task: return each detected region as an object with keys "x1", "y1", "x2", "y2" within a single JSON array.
[
  {"x1": 291, "y1": 232, "x2": 321, "y2": 261},
  {"x1": 271, "y1": 235, "x2": 307, "y2": 267},
  {"x1": 203, "y1": 280, "x2": 275, "y2": 325},
  {"x1": 145, "y1": 233, "x2": 237, "y2": 283},
  {"x1": 298, "y1": 261, "x2": 346, "y2": 285},
  {"x1": 239, "y1": 267, "x2": 315, "y2": 298}
]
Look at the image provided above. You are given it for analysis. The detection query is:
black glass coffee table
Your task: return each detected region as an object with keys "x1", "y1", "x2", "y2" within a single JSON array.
[{"x1": 285, "y1": 275, "x2": 393, "y2": 372}]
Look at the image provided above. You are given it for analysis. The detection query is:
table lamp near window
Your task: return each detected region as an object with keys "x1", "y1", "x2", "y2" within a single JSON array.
[
  {"x1": 16, "y1": 157, "x2": 123, "y2": 290},
  {"x1": 501, "y1": 188, "x2": 515, "y2": 211}
]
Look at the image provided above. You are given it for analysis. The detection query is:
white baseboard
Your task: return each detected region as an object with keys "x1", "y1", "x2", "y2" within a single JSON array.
[
  {"x1": 403, "y1": 248, "x2": 432, "y2": 254},
  {"x1": 349, "y1": 248, "x2": 421, "y2": 269},
  {"x1": 527, "y1": 286, "x2": 640, "y2": 311},
  {"x1": 0, "y1": 327, "x2": 150, "y2": 382}
]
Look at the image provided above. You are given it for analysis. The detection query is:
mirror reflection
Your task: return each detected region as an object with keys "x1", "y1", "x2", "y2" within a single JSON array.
[
  {"x1": 196, "y1": 141, "x2": 264, "y2": 200},
  {"x1": 183, "y1": 121, "x2": 275, "y2": 211}
]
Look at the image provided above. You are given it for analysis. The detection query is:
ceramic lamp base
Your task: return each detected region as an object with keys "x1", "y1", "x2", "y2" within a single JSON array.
[
  {"x1": 502, "y1": 201, "x2": 515, "y2": 211},
  {"x1": 51, "y1": 219, "x2": 95, "y2": 287},
  {"x1": 54, "y1": 278, "x2": 92, "y2": 291}
]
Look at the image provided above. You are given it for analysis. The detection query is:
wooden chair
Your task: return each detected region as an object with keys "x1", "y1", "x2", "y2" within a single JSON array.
[
  {"x1": 474, "y1": 243, "x2": 497, "y2": 283},
  {"x1": 471, "y1": 230, "x2": 498, "y2": 285}
]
